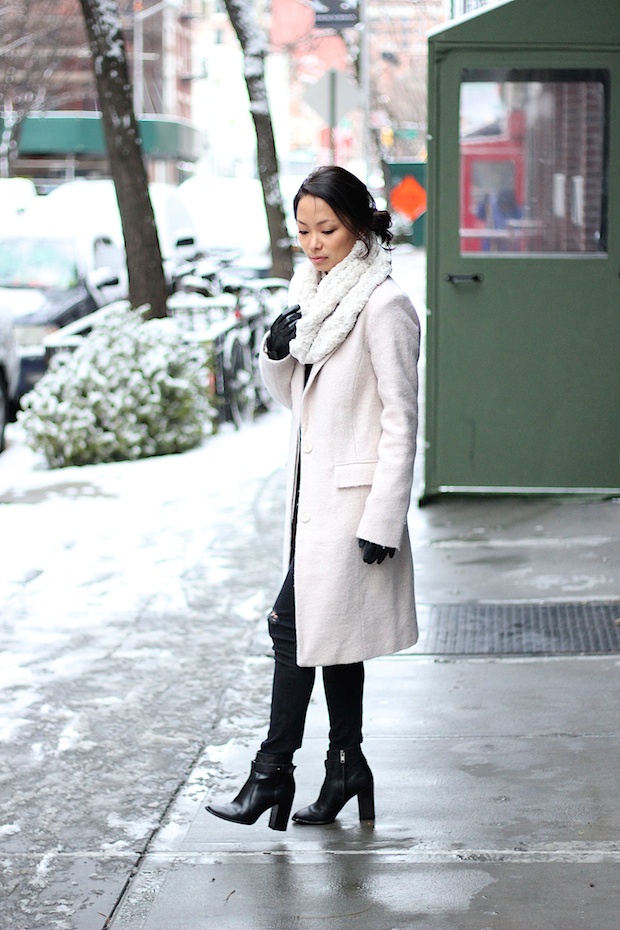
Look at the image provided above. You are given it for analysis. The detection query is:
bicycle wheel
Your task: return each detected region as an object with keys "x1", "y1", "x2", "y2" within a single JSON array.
[{"x1": 223, "y1": 332, "x2": 255, "y2": 429}]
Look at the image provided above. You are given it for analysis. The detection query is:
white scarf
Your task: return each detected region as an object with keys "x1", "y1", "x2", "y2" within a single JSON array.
[{"x1": 288, "y1": 237, "x2": 391, "y2": 365}]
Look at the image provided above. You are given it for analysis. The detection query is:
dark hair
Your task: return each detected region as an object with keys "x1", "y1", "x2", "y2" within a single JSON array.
[{"x1": 293, "y1": 165, "x2": 392, "y2": 255}]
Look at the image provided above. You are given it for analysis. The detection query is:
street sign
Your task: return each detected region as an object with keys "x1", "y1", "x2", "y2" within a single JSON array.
[
  {"x1": 304, "y1": 69, "x2": 362, "y2": 126},
  {"x1": 312, "y1": 0, "x2": 359, "y2": 30},
  {"x1": 390, "y1": 175, "x2": 427, "y2": 221}
]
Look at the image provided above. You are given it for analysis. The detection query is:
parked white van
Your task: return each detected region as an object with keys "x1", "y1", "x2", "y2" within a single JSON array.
[{"x1": 42, "y1": 179, "x2": 200, "y2": 284}]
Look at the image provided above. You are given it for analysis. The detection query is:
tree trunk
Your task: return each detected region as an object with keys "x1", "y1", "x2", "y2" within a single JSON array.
[
  {"x1": 222, "y1": 0, "x2": 293, "y2": 281},
  {"x1": 78, "y1": 0, "x2": 168, "y2": 318}
]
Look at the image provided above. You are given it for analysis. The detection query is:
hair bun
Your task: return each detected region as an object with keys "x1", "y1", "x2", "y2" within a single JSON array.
[{"x1": 371, "y1": 209, "x2": 393, "y2": 247}]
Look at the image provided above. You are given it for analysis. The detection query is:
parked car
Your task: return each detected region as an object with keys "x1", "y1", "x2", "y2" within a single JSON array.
[
  {"x1": 177, "y1": 176, "x2": 273, "y2": 275},
  {"x1": 0, "y1": 214, "x2": 128, "y2": 401},
  {"x1": 43, "y1": 179, "x2": 201, "y2": 288},
  {"x1": 0, "y1": 305, "x2": 19, "y2": 451}
]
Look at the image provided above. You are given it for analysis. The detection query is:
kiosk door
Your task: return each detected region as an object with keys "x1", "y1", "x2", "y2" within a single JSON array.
[{"x1": 426, "y1": 51, "x2": 620, "y2": 494}]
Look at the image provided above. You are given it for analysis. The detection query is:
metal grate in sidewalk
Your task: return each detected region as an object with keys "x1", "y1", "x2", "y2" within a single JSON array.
[{"x1": 416, "y1": 602, "x2": 620, "y2": 655}]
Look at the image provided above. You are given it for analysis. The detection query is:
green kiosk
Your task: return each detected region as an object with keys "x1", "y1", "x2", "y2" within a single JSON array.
[{"x1": 423, "y1": 0, "x2": 620, "y2": 499}]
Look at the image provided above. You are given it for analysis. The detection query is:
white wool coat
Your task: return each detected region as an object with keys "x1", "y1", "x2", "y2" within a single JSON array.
[{"x1": 260, "y1": 276, "x2": 420, "y2": 667}]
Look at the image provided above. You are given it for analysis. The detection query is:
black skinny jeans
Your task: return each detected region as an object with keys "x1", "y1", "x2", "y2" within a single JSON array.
[{"x1": 260, "y1": 561, "x2": 365, "y2": 761}]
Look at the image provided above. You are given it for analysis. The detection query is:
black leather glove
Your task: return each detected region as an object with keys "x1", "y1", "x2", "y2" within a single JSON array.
[
  {"x1": 358, "y1": 538, "x2": 396, "y2": 565},
  {"x1": 266, "y1": 305, "x2": 301, "y2": 359}
]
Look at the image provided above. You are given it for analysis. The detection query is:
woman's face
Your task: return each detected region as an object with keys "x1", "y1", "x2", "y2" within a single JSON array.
[{"x1": 295, "y1": 195, "x2": 358, "y2": 273}]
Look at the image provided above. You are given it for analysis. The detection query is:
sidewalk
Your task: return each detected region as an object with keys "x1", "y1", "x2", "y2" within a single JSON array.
[
  {"x1": 109, "y1": 652, "x2": 620, "y2": 930},
  {"x1": 106, "y1": 488, "x2": 620, "y2": 930},
  {"x1": 105, "y1": 249, "x2": 620, "y2": 929}
]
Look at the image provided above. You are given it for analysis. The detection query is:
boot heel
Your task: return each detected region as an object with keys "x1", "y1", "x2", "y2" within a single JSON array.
[
  {"x1": 269, "y1": 793, "x2": 294, "y2": 831},
  {"x1": 357, "y1": 783, "x2": 375, "y2": 822},
  {"x1": 206, "y1": 759, "x2": 295, "y2": 830}
]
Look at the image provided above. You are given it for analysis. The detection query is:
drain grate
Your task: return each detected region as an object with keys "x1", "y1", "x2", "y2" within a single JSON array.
[{"x1": 416, "y1": 602, "x2": 620, "y2": 655}]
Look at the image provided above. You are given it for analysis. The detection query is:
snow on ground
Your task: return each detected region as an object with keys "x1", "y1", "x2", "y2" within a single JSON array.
[
  {"x1": 0, "y1": 408, "x2": 289, "y2": 692},
  {"x1": 0, "y1": 409, "x2": 290, "y2": 929}
]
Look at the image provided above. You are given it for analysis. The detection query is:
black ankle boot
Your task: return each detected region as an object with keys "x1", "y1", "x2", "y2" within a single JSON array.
[
  {"x1": 206, "y1": 756, "x2": 296, "y2": 832},
  {"x1": 292, "y1": 747, "x2": 374, "y2": 825}
]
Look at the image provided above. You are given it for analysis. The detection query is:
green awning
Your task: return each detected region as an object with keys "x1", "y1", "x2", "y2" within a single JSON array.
[{"x1": 13, "y1": 113, "x2": 200, "y2": 162}]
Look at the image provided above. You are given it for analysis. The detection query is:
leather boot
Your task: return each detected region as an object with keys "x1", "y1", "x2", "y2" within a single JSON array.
[
  {"x1": 292, "y1": 747, "x2": 375, "y2": 825},
  {"x1": 206, "y1": 755, "x2": 296, "y2": 832}
]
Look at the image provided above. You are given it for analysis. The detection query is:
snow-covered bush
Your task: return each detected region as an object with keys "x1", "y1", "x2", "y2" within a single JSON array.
[{"x1": 19, "y1": 304, "x2": 216, "y2": 468}]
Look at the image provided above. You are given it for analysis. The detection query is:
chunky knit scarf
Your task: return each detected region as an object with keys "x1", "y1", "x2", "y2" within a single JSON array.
[{"x1": 288, "y1": 237, "x2": 391, "y2": 365}]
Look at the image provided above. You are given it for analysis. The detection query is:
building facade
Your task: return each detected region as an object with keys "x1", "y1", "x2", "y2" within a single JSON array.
[{"x1": 1, "y1": 0, "x2": 199, "y2": 186}]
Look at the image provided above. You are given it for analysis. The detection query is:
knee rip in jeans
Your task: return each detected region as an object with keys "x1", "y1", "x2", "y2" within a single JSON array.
[{"x1": 268, "y1": 609, "x2": 279, "y2": 623}]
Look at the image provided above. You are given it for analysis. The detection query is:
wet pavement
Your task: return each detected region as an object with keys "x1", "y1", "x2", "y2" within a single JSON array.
[
  {"x1": 1, "y1": 246, "x2": 619, "y2": 929},
  {"x1": 104, "y1": 488, "x2": 620, "y2": 930},
  {"x1": 109, "y1": 656, "x2": 620, "y2": 930}
]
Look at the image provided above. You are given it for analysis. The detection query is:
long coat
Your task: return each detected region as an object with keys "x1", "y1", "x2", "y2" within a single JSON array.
[{"x1": 260, "y1": 276, "x2": 420, "y2": 667}]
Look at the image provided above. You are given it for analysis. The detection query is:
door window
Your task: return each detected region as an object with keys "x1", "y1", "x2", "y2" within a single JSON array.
[{"x1": 459, "y1": 68, "x2": 609, "y2": 256}]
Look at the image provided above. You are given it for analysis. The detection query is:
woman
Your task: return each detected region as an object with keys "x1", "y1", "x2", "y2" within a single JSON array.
[{"x1": 206, "y1": 166, "x2": 420, "y2": 831}]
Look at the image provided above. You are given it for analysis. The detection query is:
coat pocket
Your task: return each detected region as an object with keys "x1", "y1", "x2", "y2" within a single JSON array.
[{"x1": 334, "y1": 461, "x2": 378, "y2": 488}]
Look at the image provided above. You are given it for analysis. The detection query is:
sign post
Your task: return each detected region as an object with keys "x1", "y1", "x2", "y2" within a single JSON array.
[
  {"x1": 304, "y1": 69, "x2": 362, "y2": 162},
  {"x1": 308, "y1": 0, "x2": 368, "y2": 176},
  {"x1": 312, "y1": 0, "x2": 359, "y2": 30}
]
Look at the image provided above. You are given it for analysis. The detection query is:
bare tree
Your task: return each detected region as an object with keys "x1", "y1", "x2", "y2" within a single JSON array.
[
  {"x1": 0, "y1": 0, "x2": 92, "y2": 176},
  {"x1": 78, "y1": 0, "x2": 168, "y2": 318},
  {"x1": 222, "y1": 0, "x2": 293, "y2": 281}
]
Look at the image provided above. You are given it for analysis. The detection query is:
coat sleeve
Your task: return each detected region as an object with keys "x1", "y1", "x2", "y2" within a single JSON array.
[
  {"x1": 355, "y1": 291, "x2": 420, "y2": 550},
  {"x1": 258, "y1": 332, "x2": 297, "y2": 410}
]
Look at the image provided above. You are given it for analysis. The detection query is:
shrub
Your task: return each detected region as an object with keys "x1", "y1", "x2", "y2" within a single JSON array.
[{"x1": 19, "y1": 304, "x2": 216, "y2": 468}]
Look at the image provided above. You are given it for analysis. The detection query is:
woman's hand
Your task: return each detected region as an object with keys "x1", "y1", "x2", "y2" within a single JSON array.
[
  {"x1": 358, "y1": 538, "x2": 396, "y2": 565},
  {"x1": 266, "y1": 305, "x2": 301, "y2": 359}
]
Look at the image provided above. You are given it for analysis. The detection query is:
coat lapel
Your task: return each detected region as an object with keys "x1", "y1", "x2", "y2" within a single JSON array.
[{"x1": 302, "y1": 349, "x2": 336, "y2": 395}]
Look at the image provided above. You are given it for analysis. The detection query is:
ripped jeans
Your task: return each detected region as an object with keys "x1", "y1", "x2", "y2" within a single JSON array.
[{"x1": 260, "y1": 560, "x2": 365, "y2": 761}]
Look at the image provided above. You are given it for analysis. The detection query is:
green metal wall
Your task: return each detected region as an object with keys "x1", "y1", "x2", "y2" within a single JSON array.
[{"x1": 424, "y1": 0, "x2": 620, "y2": 498}]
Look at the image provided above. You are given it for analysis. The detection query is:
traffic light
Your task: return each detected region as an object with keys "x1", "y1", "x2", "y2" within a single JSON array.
[{"x1": 380, "y1": 126, "x2": 394, "y2": 148}]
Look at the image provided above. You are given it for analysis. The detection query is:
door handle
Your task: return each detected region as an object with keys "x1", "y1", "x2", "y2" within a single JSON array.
[{"x1": 444, "y1": 273, "x2": 484, "y2": 284}]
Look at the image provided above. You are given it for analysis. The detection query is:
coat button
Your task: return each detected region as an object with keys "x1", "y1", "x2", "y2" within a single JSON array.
[
  {"x1": 299, "y1": 511, "x2": 311, "y2": 522},
  {"x1": 301, "y1": 440, "x2": 312, "y2": 453}
]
